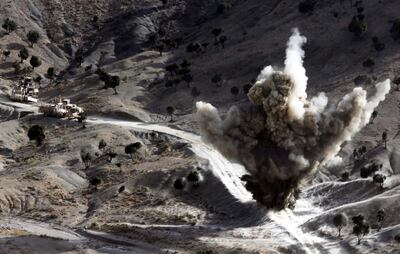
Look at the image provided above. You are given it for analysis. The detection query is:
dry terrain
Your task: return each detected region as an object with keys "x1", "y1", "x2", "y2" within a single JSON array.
[{"x1": 0, "y1": 0, "x2": 399, "y2": 253}]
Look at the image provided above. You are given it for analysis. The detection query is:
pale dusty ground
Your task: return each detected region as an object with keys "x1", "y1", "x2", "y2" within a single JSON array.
[{"x1": 0, "y1": 0, "x2": 400, "y2": 253}]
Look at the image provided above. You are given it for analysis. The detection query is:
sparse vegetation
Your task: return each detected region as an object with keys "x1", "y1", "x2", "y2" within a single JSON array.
[
  {"x1": 373, "y1": 173, "x2": 386, "y2": 188},
  {"x1": 370, "y1": 110, "x2": 378, "y2": 123},
  {"x1": 18, "y1": 47, "x2": 29, "y2": 63},
  {"x1": 90, "y1": 176, "x2": 102, "y2": 188},
  {"x1": 390, "y1": 18, "x2": 400, "y2": 40},
  {"x1": 187, "y1": 170, "x2": 200, "y2": 183},
  {"x1": 243, "y1": 83, "x2": 252, "y2": 94},
  {"x1": 230, "y1": 86, "x2": 239, "y2": 99},
  {"x1": 30, "y1": 56, "x2": 42, "y2": 70},
  {"x1": 395, "y1": 234, "x2": 400, "y2": 243},
  {"x1": 125, "y1": 142, "x2": 142, "y2": 161},
  {"x1": 360, "y1": 162, "x2": 381, "y2": 178},
  {"x1": 98, "y1": 139, "x2": 107, "y2": 153},
  {"x1": 372, "y1": 36, "x2": 385, "y2": 51},
  {"x1": 95, "y1": 69, "x2": 120, "y2": 94},
  {"x1": 191, "y1": 87, "x2": 201, "y2": 101},
  {"x1": 2, "y1": 49, "x2": 10, "y2": 60},
  {"x1": 348, "y1": 16, "x2": 367, "y2": 38},
  {"x1": 106, "y1": 149, "x2": 117, "y2": 162},
  {"x1": 81, "y1": 152, "x2": 92, "y2": 169},
  {"x1": 212, "y1": 28, "x2": 222, "y2": 42},
  {"x1": 333, "y1": 213, "x2": 348, "y2": 237},
  {"x1": 27, "y1": 30, "x2": 41, "y2": 47},
  {"x1": 216, "y1": 0, "x2": 232, "y2": 14},
  {"x1": 46, "y1": 67, "x2": 55, "y2": 80},
  {"x1": 341, "y1": 171, "x2": 350, "y2": 181},
  {"x1": 166, "y1": 106, "x2": 175, "y2": 122},
  {"x1": 376, "y1": 209, "x2": 385, "y2": 231},
  {"x1": 352, "y1": 214, "x2": 370, "y2": 245},
  {"x1": 382, "y1": 131, "x2": 388, "y2": 149},
  {"x1": 211, "y1": 74, "x2": 223, "y2": 87},
  {"x1": 27, "y1": 125, "x2": 45, "y2": 146},
  {"x1": 362, "y1": 58, "x2": 375, "y2": 68},
  {"x1": 298, "y1": 0, "x2": 317, "y2": 14},
  {"x1": 2, "y1": 18, "x2": 17, "y2": 34},
  {"x1": 174, "y1": 177, "x2": 186, "y2": 190}
]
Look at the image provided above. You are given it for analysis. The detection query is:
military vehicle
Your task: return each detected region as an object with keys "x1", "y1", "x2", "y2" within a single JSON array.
[
  {"x1": 39, "y1": 98, "x2": 84, "y2": 120},
  {"x1": 9, "y1": 77, "x2": 39, "y2": 103}
]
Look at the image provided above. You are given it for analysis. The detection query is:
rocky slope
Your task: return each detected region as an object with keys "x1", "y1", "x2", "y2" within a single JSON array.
[{"x1": 0, "y1": 0, "x2": 400, "y2": 253}]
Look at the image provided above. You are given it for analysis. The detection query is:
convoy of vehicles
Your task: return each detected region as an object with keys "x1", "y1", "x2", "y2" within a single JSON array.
[{"x1": 9, "y1": 76, "x2": 85, "y2": 120}]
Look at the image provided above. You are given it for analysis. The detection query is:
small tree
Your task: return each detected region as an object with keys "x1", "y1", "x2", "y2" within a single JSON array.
[
  {"x1": 243, "y1": 83, "x2": 252, "y2": 94},
  {"x1": 211, "y1": 74, "x2": 223, "y2": 87},
  {"x1": 97, "y1": 70, "x2": 120, "y2": 94},
  {"x1": 105, "y1": 148, "x2": 117, "y2": 162},
  {"x1": 372, "y1": 36, "x2": 385, "y2": 51},
  {"x1": 30, "y1": 55, "x2": 42, "y2": 70},
  {"x1": 230, "y1": 86, "x2": 239, "y2": 99},
  {"x1": 174, "y1": 177, "x2": 186, "y2": 190},
  {"x1": 81, "y1": 152, "x2": 92, "y2": 169},
  {"x1": 348, "y1": 16, "x2": 367, "y2": 38},
  {"x1": 46, "y1": 67, "x2": 55, "y2": 80},
  {"x1": 341, "y1": 171, "x2": 350, "y2": 181},
  {"x1": 216, "y1": 0, "x2": 232, "y2": 14},
  {"x1": 27, "y1": 125, "x2": 45, "y2": 146},
  {"x1": 382, "y1": 131, "x2": 387, "y2": 149},
  {"x1": 219, "y1": 35, "x2": 227, "y2": 48},
  {"x1": 394, "y1": 234, "x2": 400, "y2": 243},
  {"x1": 376, "y1": 209, "x2": 385, "y2": 232},
  {"x1": 212, "y1": 28, "x2": 222, "y2": 42},
  {"x1": 187, "y1": 170, "x2": 200, "y2": 183},
  {"x1": 125, "y1": 142, "x2": 142, "y2": 161},
  {"x1": 390, "y1": 18, "x2": 400, "y2": 40},
  {"x1": 155, "y1": 43, "x2": 164, "y2": 56},
  {"x1": 186, "y1": 42, "x2": 202, "y2": 56},
  {"x1": 2, "y1": 50, "x2": 10, "y2": 60},
  {"x1": 360, "y1": 163, "x2": 380, "y2": 178},
  {"x1": 298, "y1": 0, "x2": 316, "y2": 14},
  {"x1": 109, "y1": 75, "x2": 120, "y2": 94},
  {"x1": 98, "y1": 139, "x2": 107, "y2": 153},
  {"x1": 2, "y1": 18, "x2": 17, "y2": 34},
  {"x1": 370, "y1": 110, "x2": 378, "y2": 123},
  {"x1": 191, "y1": 87, "x2": 200, "y2": 101},
  {"x1": 182, "y1": 74, "x2": 193, "y2": 88},
  {"x1": 166, "y1": 106, "x2": 175, "y2": 122},
  {"x1": 18, "y1": 47, "x2": 29, "y2": 63},
  {"x1": 333, "y1": 213, "x2": 348, "y2": 237},
  {"x1": 165, "y1": 63, "x2": 179, "y2": 75},
  {"x1": 373, "y1": 174, "x2": 386, "y2": 189},
  {"x1": 90, "y1": 176, "x2": 102, "y2": 188},
  {"x1": 34, "y1": 76, "x2": 42, "y2": 86},
  {"x1": 118, "y1": 185, "x2": 125, "y2": 193},
  {"x1": 362, "y1": 58, "x2": 375, "y2": 68},
  {"x1": 27, "y1": 30, "x2": 41, "y2": 47},
  {"x1": 352, "y1": 215, "x2": 370, "y2": 245},
  {"x1": 78, "y1": 112, "x2": 87, "y2": 128}
]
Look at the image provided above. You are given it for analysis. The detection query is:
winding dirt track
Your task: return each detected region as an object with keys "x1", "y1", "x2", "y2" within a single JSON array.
[{"x1": 0, "y1": 96, "x2": 343, "y2": 253}]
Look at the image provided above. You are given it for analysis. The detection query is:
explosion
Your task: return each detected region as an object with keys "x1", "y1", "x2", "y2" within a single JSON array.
[{"x1": 196, "y1": 28, "x2": 391, "y2": 210}]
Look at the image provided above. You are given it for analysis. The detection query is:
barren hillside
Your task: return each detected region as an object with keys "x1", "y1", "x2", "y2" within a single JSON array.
[{"x1": 0, "y1": 0, "x2": 400, "y2": 253}]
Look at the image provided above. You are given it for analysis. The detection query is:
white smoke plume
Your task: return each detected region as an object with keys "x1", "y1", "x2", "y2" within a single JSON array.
[{"x1": 196, "y1": 29, "x2": 391, "y2": 209}]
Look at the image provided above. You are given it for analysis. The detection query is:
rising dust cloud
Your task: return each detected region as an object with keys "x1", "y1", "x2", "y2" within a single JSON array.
[{"x1": 196, "y1": 28, "x2": 391, "y2": 210}]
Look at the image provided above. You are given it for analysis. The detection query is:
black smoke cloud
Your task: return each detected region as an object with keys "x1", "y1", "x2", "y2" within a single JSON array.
[{"x1": 196, "y1": 29, "x2": 391, "y2": 210}]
